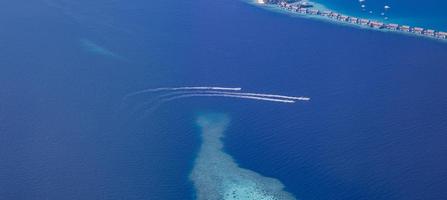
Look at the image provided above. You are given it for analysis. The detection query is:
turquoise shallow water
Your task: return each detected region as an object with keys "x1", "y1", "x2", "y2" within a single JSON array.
[{"x1": 312, "y1": 0, "x2": 447, "y2": 30}]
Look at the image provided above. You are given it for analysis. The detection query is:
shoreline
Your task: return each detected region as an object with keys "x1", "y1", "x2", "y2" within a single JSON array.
[{"x1": 247, "y1": 0, "x2": 447, "y2": 43}]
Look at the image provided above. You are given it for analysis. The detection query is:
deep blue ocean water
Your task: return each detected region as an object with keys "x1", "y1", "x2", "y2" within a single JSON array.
[{"x1": 0, "y1": 0, "x2": 446, "y2": 199}]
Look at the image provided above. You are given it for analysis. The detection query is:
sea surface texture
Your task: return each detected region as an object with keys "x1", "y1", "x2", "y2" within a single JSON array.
[{"x1": 0, "y1": 0, "x2": 446, "y2": 200}]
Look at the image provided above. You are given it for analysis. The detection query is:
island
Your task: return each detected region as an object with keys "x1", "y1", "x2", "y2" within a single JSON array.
[{"x1": 255, "y1": 0, "x2": 447, "y2": 41}]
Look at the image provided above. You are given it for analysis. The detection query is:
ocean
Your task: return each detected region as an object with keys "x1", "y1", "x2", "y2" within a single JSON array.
[{"x1": 0, "y1": 0, "x2": 446, "y2": 199}]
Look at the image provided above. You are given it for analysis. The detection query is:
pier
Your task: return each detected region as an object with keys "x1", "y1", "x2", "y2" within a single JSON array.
[{"x1": 264, "y1": 0, "x2": 447, "y2": 41}]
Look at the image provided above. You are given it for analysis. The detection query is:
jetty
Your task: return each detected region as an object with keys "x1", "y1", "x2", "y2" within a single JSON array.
[{"x1": 262, "y1": 0, "x2": 447, "y2": 41}]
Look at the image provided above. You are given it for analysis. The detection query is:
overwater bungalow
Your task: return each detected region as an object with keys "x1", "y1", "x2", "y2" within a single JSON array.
[
  {"x1": 309, "y1": 9, "x2": 319, "y2": 15},
  {"x1": 424, "y1": 29, "x2": 435, "y2": 36},
  {"x1": 338, "y1": 15, "x2": 349, "y2": 22},
  {"x1": 436, "y1": 32, "x2": 447, "y2": 39},
  {"x1": 412, "y1": 27, "x2": 424, "y2": 34},
  {"x1": 399, "y1": 25, "x2": 411, "y2": 32},
  {"x1": 370, "y1": 21, "x2": 384, "y2": 29},
  {"x1": 329, "y1": 12, "x2": 339, "y2": 19},
  {"x1": 298, "y1": 8, "x2": 307, "y2": 14},
  {"x1": 386, "y1": 24, "x2": 399, "y2": 30},
  {"x1": 349, "y1": 17, "x2": 358, "y2": 24},
  {"x1": 321, "y1": 11, "x2": 332, "y2": 17},
  {"x1": 359, "y1": 19, "x2": 370, "y2": 26},
  {"x1": 291, "y1": 5, "x2": 299, "y2": 11}
]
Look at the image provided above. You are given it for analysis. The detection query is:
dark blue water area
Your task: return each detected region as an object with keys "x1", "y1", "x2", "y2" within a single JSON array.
[
  {"x1": 0, "y1": 0, "x2": 447, "y2": 200},
  {"x1": 312, "y1": 0, "x2": 447, "y2": 31},
  {"x1": 0, "y1": 0, "x2": 199, "y2": 199}
]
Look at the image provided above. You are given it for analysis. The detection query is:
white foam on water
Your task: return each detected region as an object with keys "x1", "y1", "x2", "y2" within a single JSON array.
[
  {"x1": 124, "y1": 87, "x2": 243, "y2": 100},
  {"x1": 195, "y1": 91, "x2": 310, "y2": 101},
  {"x1": 124, "y1": 87, "x2": 310, "y2": 102},
  {"x1": 123, "y1": 87, "x2": 310, "y2": 117},
  {"x1": 162, "y1": 94, "x2": 296, "y2": 103},
  {"x1": 137, "y1": 90, "x2": 308, "y2": 105},
  {"x1": 131, "y1": 90, "x2": 308, "y2": 116},
  {"x1": 150, "y1": 90, "x2": 309, "y2": 101},
  {"x1": 139, "y1": 93, "x2": 294, "y2": 115},
  {"x1": 191, "y1": 114, "x2": 296, "y2": 200}
]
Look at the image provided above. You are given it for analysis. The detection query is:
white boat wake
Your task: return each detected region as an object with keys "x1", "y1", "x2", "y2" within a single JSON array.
[
  {"x1": 123, "y1": 86, "x2": 310, "y2": 114},
  {"x1": 198, "y1": 91, "x2": 311, "y2": 101},
  {"x1": 162, "y1": 93, "x2": 296, "y2": 103},
  {"x1": 124, "y1": 86, "x2": 243, "y2": 100}
]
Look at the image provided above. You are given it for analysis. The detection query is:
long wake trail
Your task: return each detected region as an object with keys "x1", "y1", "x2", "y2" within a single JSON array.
[
  {"x1": 195, "y1": 91, "x2": 310, "y2": 101},
  {"x1": 132, "y1": 90, "x2": 307, "y2": 114},
  {"x1": 162, "y1": 93, "x2": 296, "y2": 103},
  {"x1": 124, "y1": 86, "x2": 242, "y2": 100},
  {"x1": 141, "y1": 93, "x2": 295, "y2": 115},
  {"x1": 123, "y1": 86, "x2": 310, "y2": 115},
  {"x1": 154, "y1": 91, "x2": 311, "y2": 102}
]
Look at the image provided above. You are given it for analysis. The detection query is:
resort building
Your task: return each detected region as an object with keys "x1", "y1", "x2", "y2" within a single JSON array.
[
  {"x1": 291, "y1": 5, "x2": 299, "y2": 11},
  {"x1": 436, "y1": 32, "x2": 447, "y2": 39},
  {"x1": 298, "y1": 8, "x2": 307, "y2": 14},
  {"x1": 329, "y1": 12, "x2": 339, "y2": 19},
  {"x1": 321, "y1": 11, "x2": 332, "y2": 17},
  {"x1": 349, "y1": 17, "x2": 358, "y2": 24},
  {"x1": 370, "y1": 21, "x2": 384, "y2": 29},
  {"x1": 359, "y1": 19, "x2": 369, "y2": 26},
  {"x1": 279, "y1": 2, "x2": 287, "y2": 7},
  {"x1": 309, "y1": 9, "x2": 319, "y2": 15},
  {"x1": 338, "y1": 15, "x2": 349, "y2": 22},
  {"x1": 400, "y1": 25, "x2": 411, "y2": 32},
  {"x1": 386, "y1": 24, "x2": 399, "y2": 30},
  {"x1": 412, "y1": 27, "x2": 424, "y2": 34},
  {"x1": 424, "y1": 29, "x2": 435, "y2": 36}
]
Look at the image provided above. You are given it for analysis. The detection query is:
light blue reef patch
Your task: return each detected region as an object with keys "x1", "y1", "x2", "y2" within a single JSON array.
[
  {"x1": 79, "y1": 39, "x2": 126, "y2": 61},
  {"x1": 190, "y1": 113, "x2": 296, "y2": 200}
]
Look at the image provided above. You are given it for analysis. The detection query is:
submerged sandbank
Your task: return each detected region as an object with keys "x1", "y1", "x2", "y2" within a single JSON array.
[
  {"x1": 190, "y1": 113, "x2": 296, "y2": 200},
  {"x1": 79, "y1": 39, "x2": 127, "y2": 61}
]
